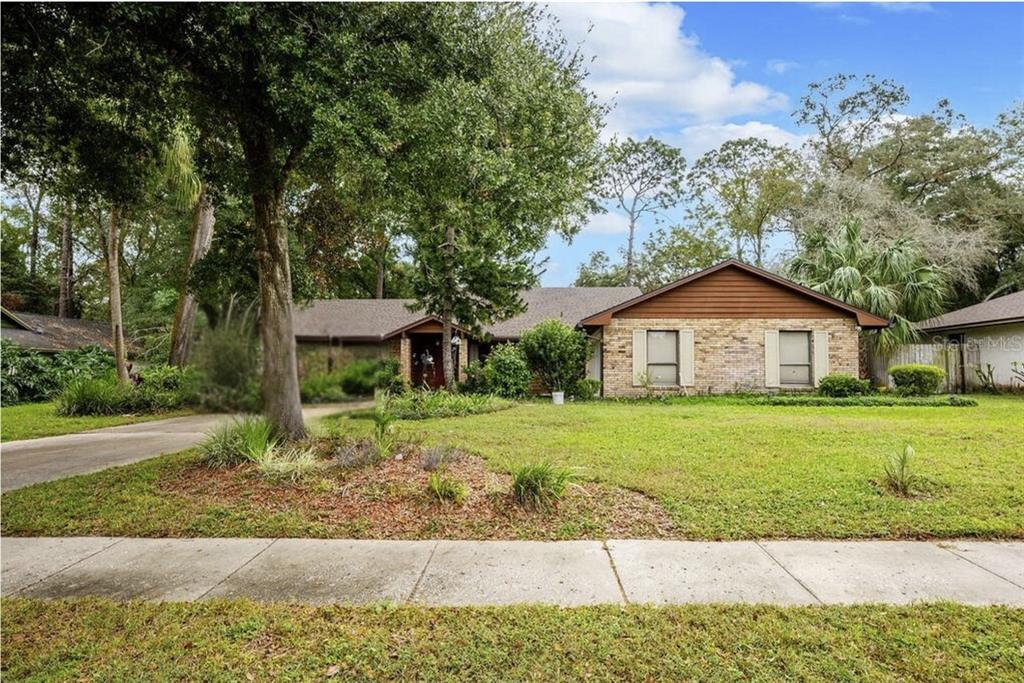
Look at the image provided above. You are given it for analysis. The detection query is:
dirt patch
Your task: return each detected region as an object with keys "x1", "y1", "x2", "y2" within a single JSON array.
[{"x1": 161, "y1": 443, "x2": 676, "y2": 540}]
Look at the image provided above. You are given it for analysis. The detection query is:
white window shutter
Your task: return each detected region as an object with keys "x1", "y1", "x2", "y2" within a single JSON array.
[
  {"x1": 632, "y1": 329, "x2": 647, "y2": 386},
  {"x1": 813, "y1": 330, "x2": 829, "y2": 387},
  {"x1": 678, "y1": 329, "x2": 694, "y2": 386},
  {"x1": 764, "y1": 330, "x2": 780, "y2": 388}
]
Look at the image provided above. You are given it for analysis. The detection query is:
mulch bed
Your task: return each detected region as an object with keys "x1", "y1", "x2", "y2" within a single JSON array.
[{"x1": 161, "y1": 442, "x2": 676, "y2": 540}]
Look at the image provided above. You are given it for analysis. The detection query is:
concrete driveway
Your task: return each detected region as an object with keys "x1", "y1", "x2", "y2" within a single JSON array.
[{"x1": 0, "y1": 403, "x2": 370, "y2": 493}]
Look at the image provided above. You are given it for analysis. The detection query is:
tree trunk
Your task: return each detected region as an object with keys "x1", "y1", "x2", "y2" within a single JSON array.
[
  {"x1": 375, "y1": 251, "x2": 385, "y2": 299},
  {"x1": 168, "y1": 186, "x2": 216, "y2": 366},
  {"x1": 24, "y1": 186, "x2": 44, "y2": 280},
  {"x1": 624, "y1": 217, "x2": 637, "y2": 285},
  {"x1": 442, "y1": 222, "x2": 456, "y2": 388},
  {"x1": 106, "y1": 207, "x2": 130, "y2": 384},
  {"x1": 252, "y1": 189, "x2": 306, "y2": 439},
  {"x1": 58, "y1": 203, "x2": 74, "y2": 318}
]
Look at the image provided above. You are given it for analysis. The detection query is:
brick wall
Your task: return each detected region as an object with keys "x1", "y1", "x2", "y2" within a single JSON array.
[{"x1": 602, "y1": 317, "x2": 859, "y2": 396}]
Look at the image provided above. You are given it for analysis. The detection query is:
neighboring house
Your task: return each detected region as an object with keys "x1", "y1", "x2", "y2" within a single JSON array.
[
  {"x1": 916, "y1": 291, "x2": 1024, "y2": 390},
  {"x1": 294, "y1": 259, "x2": 890, "y2": 396},
  {"x1": 0, "y1": 307, "x2": 113, "y2": 353}
]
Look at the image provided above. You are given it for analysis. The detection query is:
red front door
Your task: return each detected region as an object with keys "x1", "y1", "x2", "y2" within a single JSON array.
[{"x1": 410, "y1": 335, "x2": 446, "y2": 389}]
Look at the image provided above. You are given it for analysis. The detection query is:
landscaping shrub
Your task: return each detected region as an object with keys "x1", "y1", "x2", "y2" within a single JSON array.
[
  {"x1": 817, "y1": 373, "x2": 871, "y2": 398},
  {"x1": 1, "y1": 341, "x2": 114, "y2": 405},
  {"x1": 56, "y1": 376, "x2": 133, "y2": 416},
  {"x1": 339, "y1": 360, "x2": 381, "y2": 396},
  {"x1": 511, "y1": 462, "x2": 574, "y2": 510},
  {"x1": 371, "y1": 406, "x2": 397, "y2": 458},
  {"x1": 882, "y1": 444, "x2": 919, "y2": 496},
  {"x1": 300, "y1": 370, "x2": 347, "y2": 403},
  {"x1": 200, "y1": 417, "x2": 278, "y2": 468},
  {"x1": 254, "y1": 447, "x2": 323, "y2": 483},
  {"x1": 381, "y1": 389, "x2": 511, "y2": 420},
  {"x1": 332, "y1": 438, "x2": 382, "y2": 469},
  {"x1": 374, "y1": 358, "x2": 404, "y2": 393},
  {"x1": 888, "y1": 364, "x2": 945, "y2": 396},
  {"x1": 422, "y1": 444, "x2": 462, "y2": 471},
  {"x1": 482, "y1": 343, "x2": 532, "y2": 399},
  {"x1": 460, "y1": 361, "x2": 489, "y2": 394},
  {"x1": 519, "y1": 320, "x2": 589, "y2": 394},
  {"x1": 192, "y1": 320, "x2": 261, "y2": 412},
  {"x1": 428, "y1": 470, "x2": 468, "y2": 505},
  {"x1": 760, "y1": 395, "x2": 974, "y2": 407},
  {"x1": 569, "y1": 378, "x2": 602, "y2": 401}
]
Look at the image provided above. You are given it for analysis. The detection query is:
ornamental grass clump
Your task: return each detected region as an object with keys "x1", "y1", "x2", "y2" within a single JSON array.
[
  {"x1": 428, "y1": 470, "x2": 468, "y2": 505},
  {"x1": 511, "y1": 462, "x2": 575, "y2": 510},
  {"x1": 200, "y1": 416, "x2": 278, "y2": 468},
  {"x1": 882, "y1": 444, "x2": 920, "y2": 497},
  {"x1": 254, "y1": 447, "x2": 323, "y2": 483}
]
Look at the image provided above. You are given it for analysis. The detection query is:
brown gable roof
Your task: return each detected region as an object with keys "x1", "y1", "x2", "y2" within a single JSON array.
[
  {"x1": 917, "y1": 290, "x2": 1024, "y2": 332},
  {"x1": 0, "y1": 308, "x2": 113, "y2": 352},
  {"x1": 579, "y1": 259, "x2": 890, "y2": 329},
  {"x1": 292, "y1": 287, "x2": 641, "y2": 342}
]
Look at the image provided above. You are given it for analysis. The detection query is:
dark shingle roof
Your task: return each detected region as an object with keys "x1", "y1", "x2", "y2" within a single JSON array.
[
  {"x1": 292, "y1": 287, "x2": 642, "y2": 341},
  {"x1": 917, "y1": 290, "x2": 1024, "y2": 332},
  {"x1": 0, "y1": 310, "x2": 113, "y2": 352}
]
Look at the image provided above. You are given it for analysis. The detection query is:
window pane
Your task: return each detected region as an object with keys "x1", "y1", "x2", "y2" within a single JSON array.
[
  {"x1": 780, "y1": 365, "x2": 810, "y2": 384},
  {"x1": 647, "y1": 364, "x2": 677, "y2": 385},
  {"x1": 779, "y1": 331, "x2": 810, "y2": 364},
  {"x1": 647, "y1": 331, "x2": 677, "y2": 364}
]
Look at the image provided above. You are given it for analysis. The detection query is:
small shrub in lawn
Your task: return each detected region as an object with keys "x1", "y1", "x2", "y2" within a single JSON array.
[
  {"x1": 482, "y1": 343, "x2": 532, "y2": 399},
  {"x1": 882, "y1": 444, "x2": 919, "y2": 496},
  {"x1": 817, "y1": 373, "x2": 871, "y2": 398},
  {"x1": 428, "y1": 470, "x2": 468, "y2": 505},
  {"x1": 422, "y1": 444, "x2": 462, "y2": 471},
  {"x1": 200, "y1": 416, "x2": 277, "y2": 468},
  {"x1": 511, "y1": 462, "x2": 574, "y2": 510},
  {"x1": 888, "y1": 364, "x2": 945, "y2": 396},
  {"x1": 254, "y1": 447, "x2": 323, "y2": 483}
]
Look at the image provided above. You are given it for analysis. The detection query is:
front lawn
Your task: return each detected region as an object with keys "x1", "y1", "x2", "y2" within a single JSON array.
[
  {"x1": 0, "y1": 402, "x2": 196, "y2": 442},
  {"x1": 3, "y1": 396, "x2": 1020, "y2": 540},
  {"x1": 3, "y1": 599, "x2": 1022, "y2": 681}
]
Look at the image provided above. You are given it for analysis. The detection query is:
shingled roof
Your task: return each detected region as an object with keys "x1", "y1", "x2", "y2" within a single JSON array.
[
  {"x1": 917, "y1": 290, "x2": 1024, "y2": 332},
  {"x1": 292, "y1": 287, "x2": 641, "y2": 342},
  {"x1": 1, "y1": 308, "x2": 113, "y2": 352}
]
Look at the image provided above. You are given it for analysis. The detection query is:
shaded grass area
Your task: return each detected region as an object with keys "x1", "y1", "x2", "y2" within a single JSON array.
[
  {"x1": 1, "y1": 402, "x2": 195, "y2": 442},
  {"x1": 328, "y1": 395, "x2": 1024, "y2": 539},
  {"x1": 3, "y1": 599, "x2": 1022, "y2": 682}
]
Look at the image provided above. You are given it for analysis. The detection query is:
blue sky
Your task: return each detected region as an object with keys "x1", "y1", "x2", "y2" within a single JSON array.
[{"x1": 537, "y1": 2, "x2": 1024, "y2": 285}]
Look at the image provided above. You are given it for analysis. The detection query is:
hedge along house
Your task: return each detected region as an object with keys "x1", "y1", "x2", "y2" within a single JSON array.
[
  {"x1": 291, "y1": 287, "x2": 641, "y2": 390},
  {"x1": 579, "y1": 260, "x2": 890, "y2": 396}
]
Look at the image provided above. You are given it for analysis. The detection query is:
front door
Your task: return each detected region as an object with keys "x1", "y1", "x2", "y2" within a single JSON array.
[{"x1": 410, "y1": 335, "x2": 446, "y2": 389}]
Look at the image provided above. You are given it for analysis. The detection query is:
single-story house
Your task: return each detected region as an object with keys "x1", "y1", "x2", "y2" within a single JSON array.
[
  {"x1": 916, "y1": 290, "x2": 1024, "y2": 390},
  {"x1": 292, "y1": 259, "x2": 890, "y2": 396},
  {"x1": 0, "y1": 306, "x2": 113, "y2": 353}
]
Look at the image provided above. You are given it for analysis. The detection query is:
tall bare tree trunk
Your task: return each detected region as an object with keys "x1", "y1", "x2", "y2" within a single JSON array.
[
  {"x1": 58, "y1": 203, "x2": 74, "y2": 318},
  {"x1": 23, "y1": 186, "x2": 44, "y2": 279},
  {"x1": 441, "y1": 223, "x2": 456, "y2": 388},
  {"x1": 624, "y1": 216, "x2": 637, "y2": 286},
  {"x1": 168, "y1": 185, "x2": 216, "y2": 366},
  {"x1": 375, "y1": 252, "x2": 385, "y2": 299},
  {"x1": 107, "y1": 207, "x2": 129, "y2": 384},
  {"x1": 253, "y1": 188, "x2": 306, "y2": 439}
]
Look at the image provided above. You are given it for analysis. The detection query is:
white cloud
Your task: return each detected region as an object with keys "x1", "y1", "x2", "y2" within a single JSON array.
[
  {"x1": 548, "y1": 3, "x2": 787, "y2": 137},
  {"x1": 581, "y1": 211, "x2": 632, "y2": 235},
  {"x1": 765, "y1": 59, "x2": 801, "y2": 75},
  {"x1": 674, "y1": 122, "x2": 809, "y2": 159},
  {"x1": 873, "y1": 2, "x2": 935, "y2": 13}
]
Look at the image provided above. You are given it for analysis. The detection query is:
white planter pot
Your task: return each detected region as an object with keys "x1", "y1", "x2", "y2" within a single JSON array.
[{"x1": 551, "y1": 391, "x2": 565, "y2": 405}]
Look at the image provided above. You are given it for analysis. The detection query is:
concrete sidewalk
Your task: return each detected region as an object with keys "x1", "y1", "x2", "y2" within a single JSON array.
[
  {"x1": 0, "y1": 403, "x2": 370, "y2": 492},
  {"x1": 3, "y1": 537, "x2": 1022, "y2": 606}
]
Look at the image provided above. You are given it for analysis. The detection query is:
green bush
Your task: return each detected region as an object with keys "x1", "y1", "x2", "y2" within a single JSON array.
[
  {"x1": 511, "y1": 462, "x2": 574, "y2": 510},
  {"x1": 460, "y1": 361, "x2": 489, "y2": 394},
  {"x1": 519, "y1": 320, "x2": 589, "y2": 393},
  {"x1": 56, "y1": 376, "x2": 133, "y2": 416},
  {"x1": 428, "y1": 470, "x2": 468, "y2": 505},
  {"x1": 882, "y1": 444, "x2": 919, "y2": 496},
  {"x1": 375, "y1": 358, "x2": 404, "y2": 393},
  {"x1": 1, "y1": 341, "x2": 114, "y2": 405},
  {"x1": 569, "y1": 378, "x2": 601, "y2": 401},
  {"x1": 888, "y1": 364, "x2": 946, "y2": 396},
  {"x1": 380, "y1": 389, "x2": 511, "y2": 420},
  {"x1": 193, "y1": 320, "x2": 261, "y2": 411},
  {"x1": 200, "y1": 417, "x2": 278, "y2": 468},
  {"x1": 482, "y1": 343, "x2": 532, "y2": 399},
  {"x1": 338, "y1": 359, "x2": 393, "y2": 396},
  {"x1": 760, "y1": 395, "x2": 974, "y2": 407},
  {"x1": 300, "y1": 370, "x2": 348, "y2": 403},
  {"x1": 817, "y1": 373, "x2": 871, "y2": 398}
]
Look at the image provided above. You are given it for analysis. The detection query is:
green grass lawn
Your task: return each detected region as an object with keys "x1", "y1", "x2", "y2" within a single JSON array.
[
  {"x1": 3, "y1": 599, "x2": 1021, "y2": 681},
  {"x1": 3, "y1": 396, "x2": 1021, "y2": 540},
  {"x1": 1, "y1": 402, "x2": 196, "y2": 442}
]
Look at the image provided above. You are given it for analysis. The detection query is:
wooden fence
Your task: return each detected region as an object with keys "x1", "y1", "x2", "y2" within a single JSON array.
[{"x1": 873, "y1": 342, "x2": 979, "y2": 393}]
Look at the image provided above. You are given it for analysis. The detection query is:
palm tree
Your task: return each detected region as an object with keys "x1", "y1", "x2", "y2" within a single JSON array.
[{"x1": 788, "y1": 219, "x2": 947, "y2": 356}]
